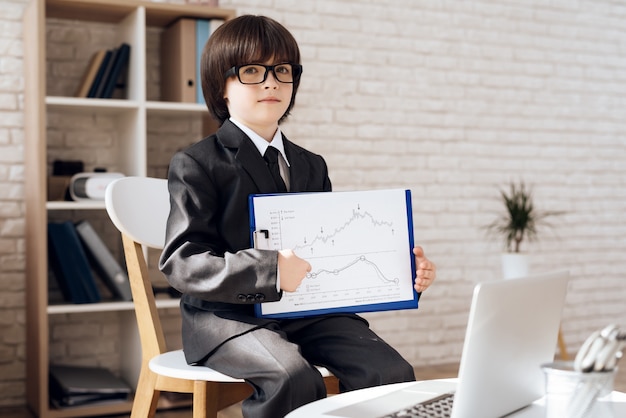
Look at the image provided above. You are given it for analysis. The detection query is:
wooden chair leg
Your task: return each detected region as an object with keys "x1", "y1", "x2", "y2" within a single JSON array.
[
  {"x1": 194, "y1": 380, "x2": 215, "y2": 418},
  {"x1": 558, "y1": 328, "x2": 569, "y2": 360},
  {"x1": 131, "y1": 366, "x2": 160, "y2": 418}
]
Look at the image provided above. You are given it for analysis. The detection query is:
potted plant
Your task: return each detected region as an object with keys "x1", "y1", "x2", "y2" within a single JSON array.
[{"x1": 486, "y1": 181, "x2": 562, "y2": 279}]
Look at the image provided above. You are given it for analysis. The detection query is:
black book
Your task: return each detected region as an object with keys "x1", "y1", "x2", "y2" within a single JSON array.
[
  {"x1": 49, "y1": 365, "x2": 131, "y2": 407},
  {"x1": 86, "y1": 49, "x2": 113, "y2": 98},
  {"x1": 93, "y1": 46, "x2": 118, "y2": 98},
  {"x1": 47, "y1": 221, "x2": 101, "y2": 304},
  {"x1": 98, "y1": 43, "x2": 131, "y2": 98},
  {"x1": 75, "y1": 220, "x2": 132, "y2": 301}
]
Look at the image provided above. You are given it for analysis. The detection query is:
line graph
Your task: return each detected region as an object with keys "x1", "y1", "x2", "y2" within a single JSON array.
[
  {"x1": 306, "y1": 255, "x2": 400, "y2": 285},
  {"x1": 250, "y1": 189, "x2": 417, "y2": 317},
  {"x1": 293, "y1": 208, "x2": 396, "y2": 255}
]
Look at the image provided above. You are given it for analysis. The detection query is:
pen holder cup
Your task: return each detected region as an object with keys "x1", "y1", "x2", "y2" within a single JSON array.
[{"x1": 542, "y1": 361, "x2": 616, "y2": 418}]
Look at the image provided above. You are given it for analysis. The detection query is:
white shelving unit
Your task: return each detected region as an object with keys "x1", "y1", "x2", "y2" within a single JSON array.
[{"x1": 23, "y1": 1, "x2": 234, "y2": 417}]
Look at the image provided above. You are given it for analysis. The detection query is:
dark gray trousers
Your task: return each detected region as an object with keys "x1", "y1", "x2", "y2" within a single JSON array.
[{"x1": 202, "y1": 315, "x2": 415, "y2": 418}]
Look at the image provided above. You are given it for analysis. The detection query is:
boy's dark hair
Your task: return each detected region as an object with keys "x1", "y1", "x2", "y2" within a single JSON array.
[{"x1": 201, "y1": 15, "x2": 302, "y2": 125}]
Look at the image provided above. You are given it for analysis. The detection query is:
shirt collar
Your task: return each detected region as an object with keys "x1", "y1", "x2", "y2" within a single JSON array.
[{"x1": 229, "y1": 117, "x2": 290, "y2": 167}]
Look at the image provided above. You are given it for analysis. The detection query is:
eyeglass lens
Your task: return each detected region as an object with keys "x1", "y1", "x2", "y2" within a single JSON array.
[{"x1": 238, "y1": 64, "x2": 296, "y2": 84}]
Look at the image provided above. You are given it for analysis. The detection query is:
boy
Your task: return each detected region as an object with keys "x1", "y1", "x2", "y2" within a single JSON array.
[{"x1": 159, "y1": 14, "x2": 436, "y2": 418}]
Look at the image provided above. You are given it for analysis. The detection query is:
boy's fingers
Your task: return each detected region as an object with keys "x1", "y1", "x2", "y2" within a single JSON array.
[{"x1": 413, "y1": 246, "x2": 424, "y2": 260}]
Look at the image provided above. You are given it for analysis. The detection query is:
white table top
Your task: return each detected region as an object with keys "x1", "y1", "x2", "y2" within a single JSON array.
[{"x1": 286, "y1": 379, "x2": 626, "y2": 417}]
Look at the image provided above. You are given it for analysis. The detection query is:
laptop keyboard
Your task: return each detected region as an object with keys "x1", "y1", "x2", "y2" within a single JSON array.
[{"x1": 380, "y1": 392, "x2": 455, "y2": 418}]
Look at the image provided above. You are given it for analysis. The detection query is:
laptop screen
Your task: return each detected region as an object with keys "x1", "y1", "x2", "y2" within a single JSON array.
[{"x1": 322, "y1": 270, "x2": 570, "y2": 418}]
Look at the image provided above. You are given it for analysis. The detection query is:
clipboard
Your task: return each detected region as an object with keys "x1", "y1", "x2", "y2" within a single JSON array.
[{"x1": 249, "y1": 189, "x2": 418, "y2": 318}]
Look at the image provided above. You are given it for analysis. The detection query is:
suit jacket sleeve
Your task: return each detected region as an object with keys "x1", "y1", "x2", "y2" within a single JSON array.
[
  {"x1": 158, "y1": 123, "x2": 332, "y2": 306},
  {"x1": 159, "y1": 150, "x2": 283, "y2": 304}
]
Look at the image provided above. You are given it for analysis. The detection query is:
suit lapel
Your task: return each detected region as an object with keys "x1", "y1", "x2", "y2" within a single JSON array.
[{"x1": 217, "y1": 120, "x2": 278, "y2": 193}]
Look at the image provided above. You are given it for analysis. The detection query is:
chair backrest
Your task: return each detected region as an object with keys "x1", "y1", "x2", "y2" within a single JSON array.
[
  {"x1": 105, "y1": 176, "x2": 170, "y2": 361},
  {"x1": 105, "y1": 176, "x2": 169, "y2": 249}
]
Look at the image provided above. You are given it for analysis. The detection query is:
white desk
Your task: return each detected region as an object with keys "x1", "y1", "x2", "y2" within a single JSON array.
[{"x1": 285, "y1": 379, "x2": 626, "y2": 417}]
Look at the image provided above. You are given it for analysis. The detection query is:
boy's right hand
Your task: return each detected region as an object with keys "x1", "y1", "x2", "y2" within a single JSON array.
[{"x1": 277, "y1": 249, "x2": 311, "y2": 292}]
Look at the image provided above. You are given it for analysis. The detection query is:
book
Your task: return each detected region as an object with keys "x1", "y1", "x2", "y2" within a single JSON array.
[
  {"x1": 75, "y1": 220, "x2": 132, "y2": 301},
  {"x1": 206, "y1": 19, "x2": 223, "y2": 102},
  {"x1": 194, "y1": 19, "x2": 223, "y2": 104},
  {"x1": 98, "y1": 43, "x2": 131, "y2": 99},
  {"x1": 87, "y1": 49, "x2": 112, "y2": 98},
  {"x1": 160, "y1": 18, "x2": 197, "y2": 102},
  {"x1": 93, "y1": 46, "x2": 119, "y2": 98},
  {"x1": 74, "y1": 49, "x2": 107, "y2": 98},
  {"x1": 195, "y1": 19, "x2": 210, "y2": 104},
  {"x1": 249, "y1": 189, "x2": 418, "y2": 319},
  {"x1": 48, "y1": 221, "x2": 102, "y2": 304},
  {"x1": 49, "y1": 364, "x2": 131, "y2": 407}
]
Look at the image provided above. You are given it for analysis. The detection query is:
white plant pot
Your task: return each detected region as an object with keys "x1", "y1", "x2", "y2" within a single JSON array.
[{"x1": 501, "y1": 253, "x2": 530, "y2": 279}]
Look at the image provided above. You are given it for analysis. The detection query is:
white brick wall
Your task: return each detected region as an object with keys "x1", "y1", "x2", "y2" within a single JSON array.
[
  {"x1": 1, "y1": 0, "x2": 626, "y2": 408},
  {"x1": 0, "y1": 0, "x2": 29, "y2": 407},
  {"x1": 219, "y1": 0, "x2": 626, "y2": 364}
]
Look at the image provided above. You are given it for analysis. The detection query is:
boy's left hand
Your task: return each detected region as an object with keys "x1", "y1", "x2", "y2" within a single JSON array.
[{"x1": 413, "y1": 246, "x2": 436, "y2": 293}]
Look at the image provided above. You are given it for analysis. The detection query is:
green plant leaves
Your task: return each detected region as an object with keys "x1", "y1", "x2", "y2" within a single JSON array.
[{"x1": 486, "y1": 181, "x2": 562, "y2": 253}]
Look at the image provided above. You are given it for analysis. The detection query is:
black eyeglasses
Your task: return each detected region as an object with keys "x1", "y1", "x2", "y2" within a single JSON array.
[{"x1": 224, "y1": 63, "x2": 303, "y2": 85}]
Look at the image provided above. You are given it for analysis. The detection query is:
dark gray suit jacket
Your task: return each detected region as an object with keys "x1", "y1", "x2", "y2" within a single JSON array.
[{"x1": 159, "y1": 120, "x2": 332, "y2": 364}]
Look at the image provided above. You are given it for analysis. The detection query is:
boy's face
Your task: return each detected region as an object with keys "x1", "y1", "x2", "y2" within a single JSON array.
[{"x1": 224, "y1": 60, "x2": 293, "y2": 141}]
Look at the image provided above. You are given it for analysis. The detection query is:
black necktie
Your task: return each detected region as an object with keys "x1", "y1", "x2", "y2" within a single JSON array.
[{"x1": 263, "y1": 146, "x2": 287, "y2": 192}]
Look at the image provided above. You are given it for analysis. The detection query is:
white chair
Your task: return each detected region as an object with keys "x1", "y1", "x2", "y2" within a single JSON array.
[{"x1": 104, "y1": 176, "x2": 338, "y2": 418}]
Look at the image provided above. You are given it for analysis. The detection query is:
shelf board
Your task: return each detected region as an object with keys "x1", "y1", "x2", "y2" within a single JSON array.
[
  {"x1": 46, "y1": 96, "x2": 139, "y2": 114},
  {"x1": 47, "y1": 0, "x2": 138, "y2": 24},
  {"x1": 46, "y1": 399, "x2": 134, "y2": 418},
  {"x1": 143, "y1": 2, "x2": 235, "y2": 27},
  {"x1": 45, "y1": 395, "x2": 191, "y2": 418},
  {"x1": 48, "y1": 298, "x2": 180, "y2": 314},
  {"x1": 46, "y1": 97, "x2": 210, "y2": 116},
  {"x1": 146, "y1": 100, "x2": 207, "y2": 114},
  {"x1": 46, "y1": 0, "x2": 234, "y2": 27},
  {"x1": 47, "y1": 200, "x2": 106, "y2": 210}
]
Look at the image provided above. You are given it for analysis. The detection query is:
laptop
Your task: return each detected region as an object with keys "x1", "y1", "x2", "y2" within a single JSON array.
[{"x1": 325, "y1": 270, "x2": 570, "y2": 418}]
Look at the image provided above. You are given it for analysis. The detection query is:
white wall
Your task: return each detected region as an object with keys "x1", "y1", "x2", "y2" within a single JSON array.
[
  {"x1": 218, "y1": 0, "x2": 626, "y2": 365},
  {"x1": 0, "y1": 0, "x2": 30, "y2": 407},
  {"x1": 1, "y1": 0, "x2": 625, "y2": 407}
]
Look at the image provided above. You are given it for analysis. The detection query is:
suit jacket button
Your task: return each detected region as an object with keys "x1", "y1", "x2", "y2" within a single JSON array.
[
  {"x1": 255, "y1": 293, "x2": 265, "y2": 302},
  {"x1": 237, "y1": 294, "x2": 247, "y2": 302},
  {"x1": 246, "y1": 294, "x2": 255, "y2": 302}
]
